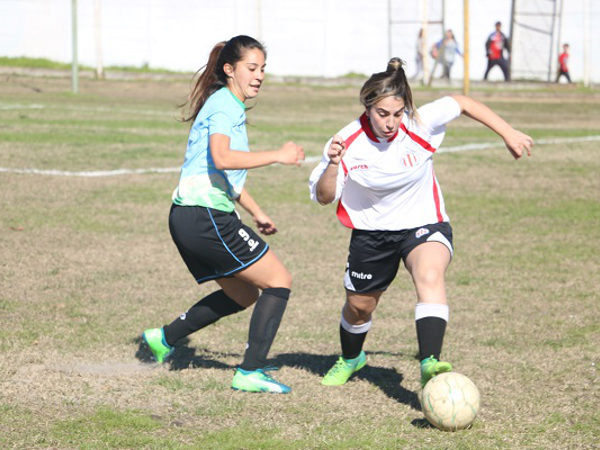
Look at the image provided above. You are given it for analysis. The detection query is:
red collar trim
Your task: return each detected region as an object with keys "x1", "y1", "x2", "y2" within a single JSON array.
[{"x1": 399, "y1": 123, "x2": 437, "y2": 153}]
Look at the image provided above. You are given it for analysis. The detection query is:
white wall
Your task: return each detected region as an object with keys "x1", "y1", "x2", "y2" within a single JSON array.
[{"x1": 0, "y1": 0, "x2": 597, "y2": 82}]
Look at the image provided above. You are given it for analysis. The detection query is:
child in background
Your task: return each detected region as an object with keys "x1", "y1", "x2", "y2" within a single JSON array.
[{"x1": 556, "y1": 43, "x2": 572, "y2": 83}]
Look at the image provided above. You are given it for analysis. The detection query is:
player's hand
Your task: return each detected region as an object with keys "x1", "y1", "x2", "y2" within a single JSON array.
[
  {"x1": 327, "y1": 135, "x2": 346, "y2": 165},
  {"x1": 277, "y1": 141, "x2": 305, "y2": 166},
  {"x1": 503, "y1": 129, "x2": 533, "y2": 160},
  {"x1": 253, "y1": 212, "x2": 277, "y2": 235}
]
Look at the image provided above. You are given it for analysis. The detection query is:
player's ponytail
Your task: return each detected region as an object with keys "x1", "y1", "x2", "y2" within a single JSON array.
[
  {"x1": 182, "y1": 42, "x2": 226, "y2": 123},
  {"x1": 360, "y1": 57, "x2": 418, "y2": 121},
  {"x1": 182, "y1": 36, "x2": 266, "y2": 123},
  {"x1": 386, "y1": 57, "x2": 404, "y2": 74}
]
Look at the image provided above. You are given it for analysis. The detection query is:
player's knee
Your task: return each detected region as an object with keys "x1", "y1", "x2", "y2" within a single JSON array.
[
  {"x1": 264, "y1": 266, "x2": 292, "y2": 290},
  {"x1": 350, "y1": 309, "x2": 372, "y2": 323},
  {"x1": 414, "y1": 266, "x2": 445, "y2": 289},
  {"x1": 279, "y1": 268, "x2": 293, "y2": 289},
  {"x1": 345, "y1": 297, "x2": 377, "y2": 320},
  {"x1": 223, "y1": 284, "x2": 259, "y2": 307}
]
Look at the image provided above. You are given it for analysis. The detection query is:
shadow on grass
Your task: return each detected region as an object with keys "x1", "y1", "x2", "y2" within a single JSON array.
[
  {"x1": 411, "y1": 418, "x2": 434, "y2": 429},
  {"x1": 135, "y1": 338, "x2": 420, "y2": 410},
  {"x1": 134, "y1": 336, "x2": 237, "y2": 371},
  {"x1": 274, "y1": 352, "x2": 421, "y2": 411}
]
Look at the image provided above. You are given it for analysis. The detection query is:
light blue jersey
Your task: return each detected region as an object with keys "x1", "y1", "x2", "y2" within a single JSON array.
[{"x1": 172, "y1": 87, "x2": 248, "y2": 212}]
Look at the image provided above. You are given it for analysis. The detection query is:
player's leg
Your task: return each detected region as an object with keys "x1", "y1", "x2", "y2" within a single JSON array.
[
  {"x1": 341, "y1": 291, "x2": 381, "y2": 358},
  {"x1": 144, "y1": 205, "x2": 283, "y2": 374},
  {"x1": 322, "y1": 290, "x2": 382, "y2": 386},
  {"x1": 322, "y1": 230, "x2": 401, "y2": 386},
  {"x1": 156, "y1": 277, "x2": 258, "y2": 353},
  {"x1": 231, "y1": 249, "x2": 293, "y2": 393},
  {"x1": 402, "y1": 225, "x2": 453, "y2": 387},
  {"x1": 143, "y1": 205, "x2": 257, "y2": 363},
  {"x1": 405, "y1": 242, "x2": 453, "y2": 386},
  {"x1": 142, "y1": 282, "x2": 258, "y2": 365}
]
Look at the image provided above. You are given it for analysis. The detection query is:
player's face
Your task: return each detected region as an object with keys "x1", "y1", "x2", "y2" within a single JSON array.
[
  {"x1": 367, "y1": 96, "x2": 405, "y2": 139},
  {"x1": 225, "y1": 48, "x2": 266, "y2": 102}
]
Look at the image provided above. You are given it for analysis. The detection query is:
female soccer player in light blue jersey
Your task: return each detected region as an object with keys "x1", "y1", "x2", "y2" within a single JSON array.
[{"x1": 143, "y1": 36, "x2": 304, "y2": 394}]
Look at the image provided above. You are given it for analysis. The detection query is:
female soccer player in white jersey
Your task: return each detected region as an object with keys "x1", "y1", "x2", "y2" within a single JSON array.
[
  {"x1": 142, "y1": 36, "x2": 304, "y2": 394},
  {"x1": 309, "y1": 57, "x2": 533, "y2": 388}
]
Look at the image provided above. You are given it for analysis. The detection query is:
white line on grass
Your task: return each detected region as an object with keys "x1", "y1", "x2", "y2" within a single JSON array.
[
  {"x1": 0, "y1": 167, "x2": 180, "y2": 177},
  {"x1": 1, "y1": 135, "x2": 599, "y2": 178},
  {"x1": 0, "y1": 104, "x2": 45, "y2": 110},
  {"x1": 0, "y1": 103, "x2": 174, "y2": 116},
  {"x1": 304, "y1": 135, "x2": 600, "y2": 162}
]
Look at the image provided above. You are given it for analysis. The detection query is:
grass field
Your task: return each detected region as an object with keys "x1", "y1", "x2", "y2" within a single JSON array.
[{"x1": 1, "y1": 71, "x2": 599, "y2": 449}]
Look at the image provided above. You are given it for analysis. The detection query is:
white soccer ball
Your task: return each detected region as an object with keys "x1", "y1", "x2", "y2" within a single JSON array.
[{"x1": 421, "y1": 372, "x2": 481, "y2": 431}]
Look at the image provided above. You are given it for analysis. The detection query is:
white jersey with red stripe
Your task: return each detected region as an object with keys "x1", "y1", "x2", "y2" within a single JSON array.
[{"x1": 309, "y1": 96, "x2": 462, "y2": 231}]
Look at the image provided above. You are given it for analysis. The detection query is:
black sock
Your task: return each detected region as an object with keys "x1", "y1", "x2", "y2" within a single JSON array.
[
  {"x1": 416, "y1": 316, "x2": 447, "y2": 361},
  {"x1": 240, "y1": 287, "x2": 290, "y2": 371},
  {"x1": 340, "y1": 324, "x2": 368, "y2": 360},
  {"x1": 163, "y1": 290, "x2": 245, "y2": 346}
]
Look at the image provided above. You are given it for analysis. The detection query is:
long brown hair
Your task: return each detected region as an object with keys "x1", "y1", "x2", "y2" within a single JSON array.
[
  {"x1": 359, "y1": 57, "x2": 418, "y2": 122},
  {"x1": 182, "y1": 35, "x2": 266, "y2": 123}
]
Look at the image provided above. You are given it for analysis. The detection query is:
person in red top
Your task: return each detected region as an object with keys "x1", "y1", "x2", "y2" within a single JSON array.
[
  {"x1": 484, "y1": 21, "x2": 510, "y2": 81},
  {"x1": 556, "y1": 43, "x2": 572, "y2": 83}
]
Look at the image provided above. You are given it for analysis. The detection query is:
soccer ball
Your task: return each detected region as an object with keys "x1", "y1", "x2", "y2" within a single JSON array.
[{"x1": 421, "y1": 372, "x2": 481, "y2": 431}]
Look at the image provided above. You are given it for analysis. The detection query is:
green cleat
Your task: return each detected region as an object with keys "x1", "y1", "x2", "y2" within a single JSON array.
[
  {"x1": 322, "y1": 351, "x2": 367, "y2": 386},
  {"x1": 420, "y1": 355, "x2": 453, "y2": 387},
  {"x1": 142, "y1": 328, "x2": 174, "y2": 363},
  {"x1": 231, "y1": 367, "x2": 291, "y2": 394}
]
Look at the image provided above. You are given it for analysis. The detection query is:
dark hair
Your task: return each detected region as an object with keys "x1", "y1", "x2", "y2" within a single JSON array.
[
  {"x1": 182, "y1": 35, "x2": 266, "y2": 123},
  {"x1": 359, "y1": 57, "x2": 417, "y2": 121}
]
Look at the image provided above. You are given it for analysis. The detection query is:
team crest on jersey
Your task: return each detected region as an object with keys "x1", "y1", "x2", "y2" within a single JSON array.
[
  {"x1": 415, "y1": 227, "x2": 430, "y2": 239},
  {"x1": 403, "y1": 153, "x2": 419, "y2": 168}
]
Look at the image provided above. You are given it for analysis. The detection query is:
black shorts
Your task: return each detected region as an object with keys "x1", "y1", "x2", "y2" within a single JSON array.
[
  {"x1": 344, "y1": 222, "x2": 453, "y2": 293},
  {"x1": 169, "y1": 204, "x2": 269, "y2": 284}
]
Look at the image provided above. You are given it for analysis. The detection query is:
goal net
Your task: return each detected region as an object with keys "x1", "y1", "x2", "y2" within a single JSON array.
[{"x1": 510, "y1": 0, "x2": 562, "y2": 81}]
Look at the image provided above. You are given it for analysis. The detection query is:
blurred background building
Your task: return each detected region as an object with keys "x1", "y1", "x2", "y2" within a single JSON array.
[{"x1": 0, "y1": 0, "x2": 597, "y2": 83}]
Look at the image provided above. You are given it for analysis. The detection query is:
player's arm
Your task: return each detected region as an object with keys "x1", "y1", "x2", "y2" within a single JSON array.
[
  {"x1": 449, "y1": 95, "x2": 533, "y2": 160},
  {"x1": 236, "y1": 188, "x2": 277, "y2": 235},
  {"x1": 315, "y1": 135, "x2": 346, "y2": 205},
  {"x1": 210, "y1": 134, "x2": 304, "y2": 170}
]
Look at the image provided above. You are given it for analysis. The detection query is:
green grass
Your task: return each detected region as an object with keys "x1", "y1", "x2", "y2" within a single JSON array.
[
  {"x1": 0, "y1": 56, "x2": 82, "y2": 70},
  {"x1": 0, "y1": 56, "x2": 184, "y2": 74},
  {"x1": 0, "y1": 73, "x2": 599, "y2": 449},
  {"x1": 52, "y1": 409, "x2": 168, "y2": 448}
]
